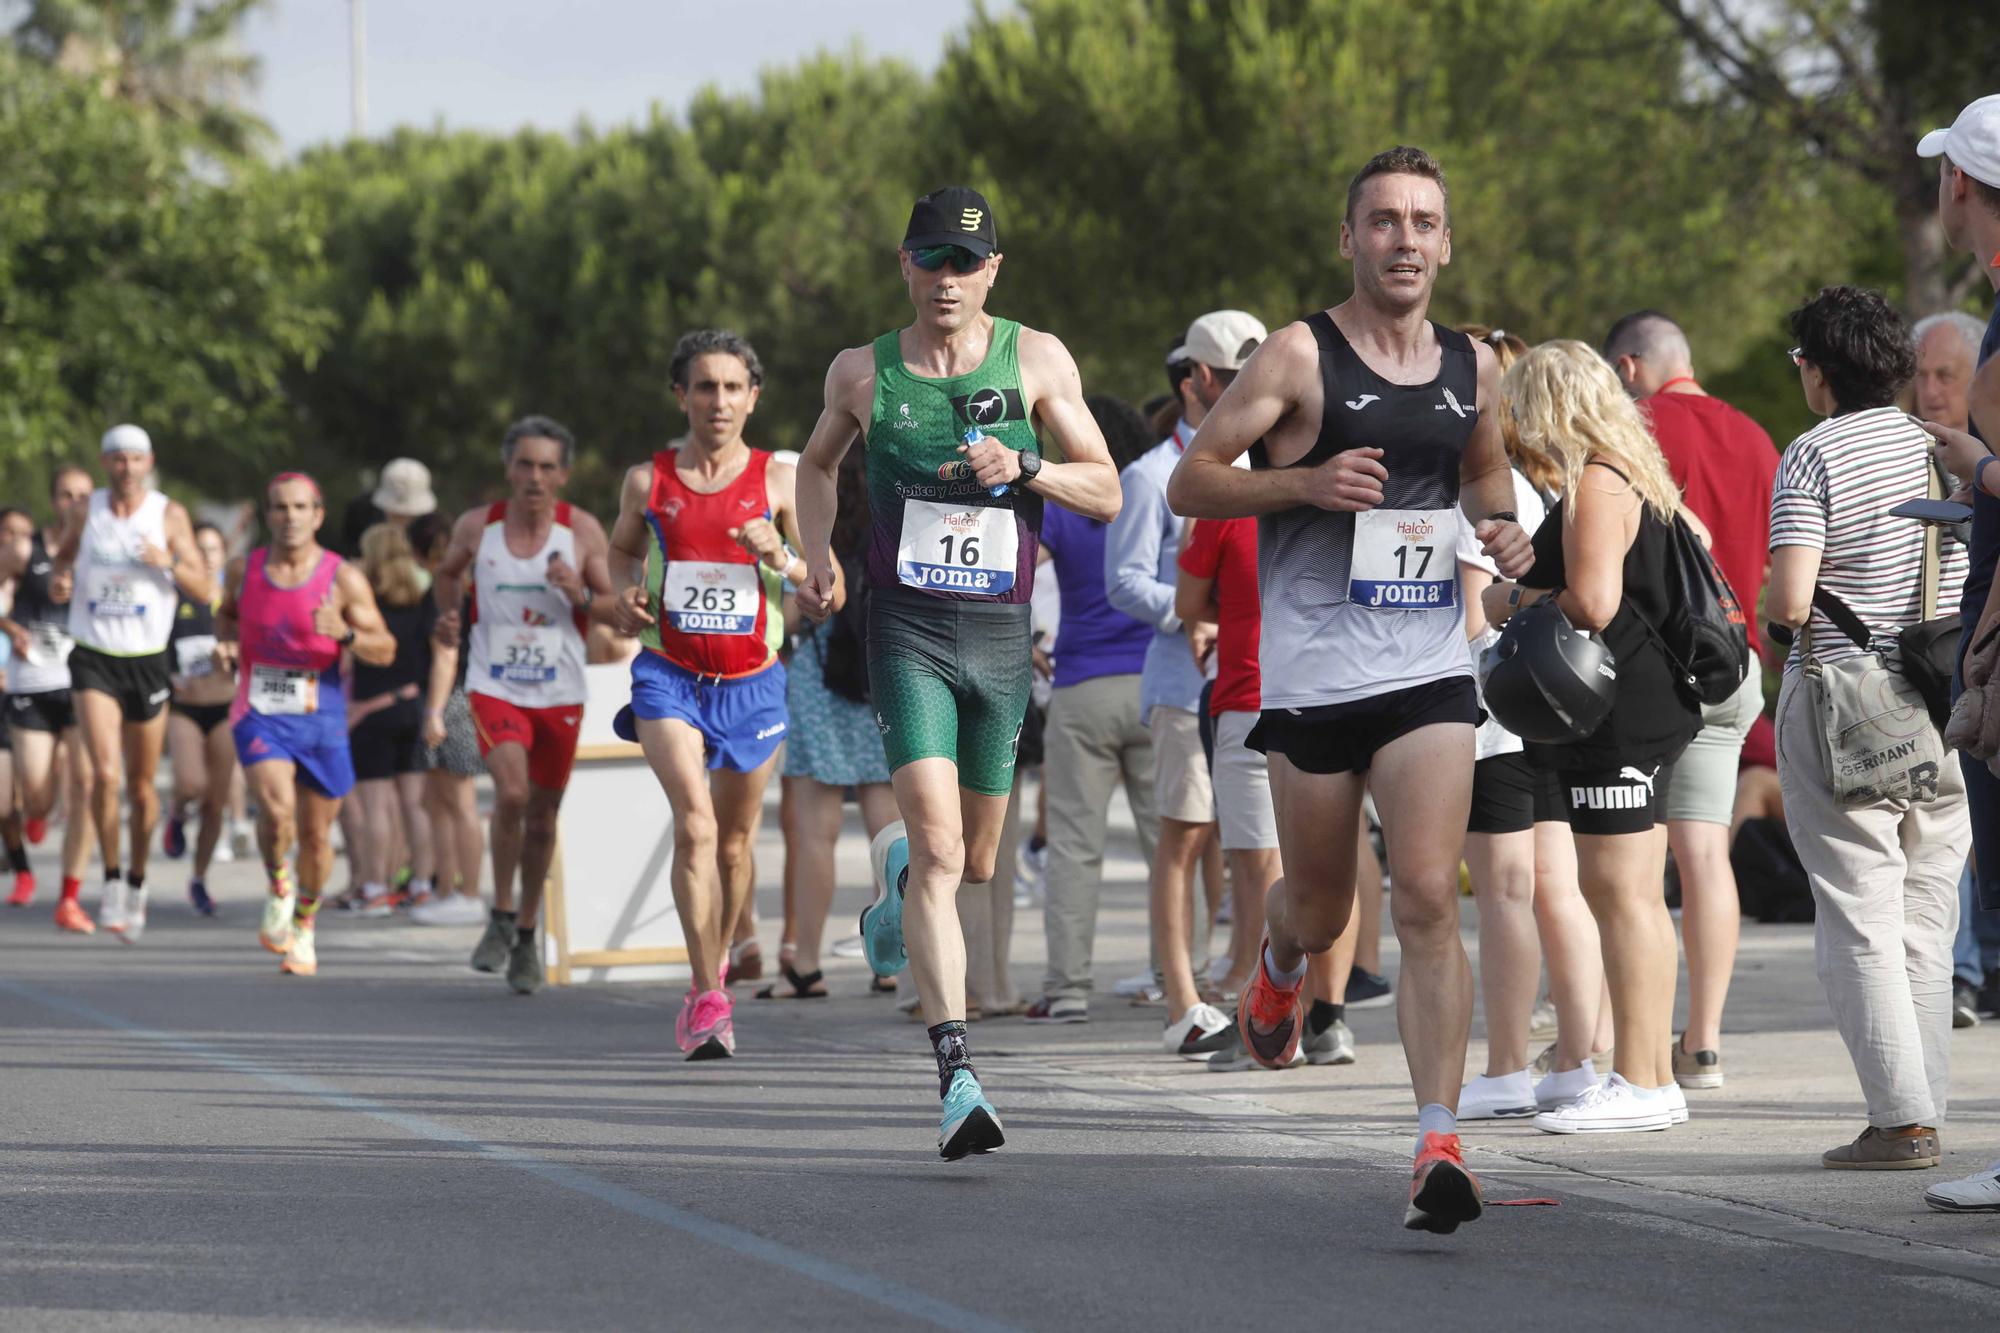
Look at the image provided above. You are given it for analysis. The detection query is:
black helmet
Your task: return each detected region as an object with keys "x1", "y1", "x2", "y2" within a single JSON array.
[{"x1": 1479, "y1": 598, "x2": 1618, "y2": 744}]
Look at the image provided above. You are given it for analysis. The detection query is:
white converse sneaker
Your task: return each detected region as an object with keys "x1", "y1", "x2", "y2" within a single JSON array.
[
  {"x1": 1663, "y1": 1082, "x2": 1689, "y2": 1126},
  {"x1": 1459, "y1": 1070, "x2": 1538, "y2": 1120},
  {"x1": 1533, "y1": 1073, "x2": 1673, "y2": 1135},
  {"x1": 1535, "y1": 1059, "x2": 1599, "y2": 1110},
  {"x1": 1926, "y1": 1161, "x2": 2000, "y2": 1212}
]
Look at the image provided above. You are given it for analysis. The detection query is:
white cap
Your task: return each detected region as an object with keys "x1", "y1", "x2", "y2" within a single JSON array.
[
  {"x1": 370, "y1": 457, "x2": 438, "y2": 517},
  {"x1": 100, "y1": 424, "x2": 152, "y2": 456},
  {"x1": 1917, "y1": 94, "x2": 2000, "y2": 190},
  {"x1": 1170, "y1": 310, "x2": 1269, "y2": 371}
]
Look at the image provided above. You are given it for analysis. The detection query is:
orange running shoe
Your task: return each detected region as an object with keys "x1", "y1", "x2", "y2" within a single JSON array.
[
  {"x1": 1235, "y1": 941, "x2": 1304, "y2": 1069},
  {"x1": 54, "y1": 898, "x2": 95, "y2": 934},
  {"x1": 7, "y1": 870, "x2": 35, "y2": 906},
  {"x1": 1405, "y1": 1132, "x2": 1483, "y2": 1234},
  {"x1": 24, "y1": 817, "x2": 47, "y2": 845}
]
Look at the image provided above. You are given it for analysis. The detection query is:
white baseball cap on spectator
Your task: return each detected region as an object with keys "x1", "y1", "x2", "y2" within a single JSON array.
[
  {"x1": 1171, "y1": 310, "x2": 1269, "y2": 371},
  {"x1": 100, "y1": 423, "x2": 152, "y2": 456},
  {"x1": 1917, "y1": 94, "x2": 2000, "y2": 189},
  {"x1": 371, "y1": 457, "x2": 438, "y2": 518}
]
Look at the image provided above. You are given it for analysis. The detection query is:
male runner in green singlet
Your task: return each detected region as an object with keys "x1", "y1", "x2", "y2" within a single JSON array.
[{"x1": 796, "y1": 186, "x2": 1123, "y2": 1159}]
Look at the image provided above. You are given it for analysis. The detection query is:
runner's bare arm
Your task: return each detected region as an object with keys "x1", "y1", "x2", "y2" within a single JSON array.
[
  {"x1": 1168, "y1": 323, "x2": 1386, "y2": 518},
  {"x1": 324, "y1": 561, "x2": 397, "y2": 667},
  {"x1": 556, "y1": 509, "x2": 618, "y2": 626},
  {"x1": 212, "y1": 556, "x2": 246, "y2": 673},
  {"x1": 603, "y1": 461, "x2": 658, "y2": 636},
  {"x1": 971, "y1": 329, "x2": 1118, "y2": 522},
  {"x1": 49, "y1": 498, "x2": 87, "y2": 571},
  {"x1": 153, "y1": 501, "x2": 213, "y2": 603},
  {"x1": 764, "y1": 459, "x2": 845, "y2": 611},
  {"x1": 1459, "y1": 341, "x2": 1534, "y2": 580},
  {"x1": 796, "y1": 346, "x2": 873, "y2": 623},
  {"x1": 423, "y1": 629, "x2": 458, "y2": 743}
]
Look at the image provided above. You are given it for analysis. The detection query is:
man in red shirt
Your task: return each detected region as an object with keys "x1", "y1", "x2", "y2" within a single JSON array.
[
  {"x1": 1176, "y1": 516, "x2": 1354, "y2": 1068},
  {"x1": 1604, "y1": 310, "x2": 1778, "y2": 1095}
]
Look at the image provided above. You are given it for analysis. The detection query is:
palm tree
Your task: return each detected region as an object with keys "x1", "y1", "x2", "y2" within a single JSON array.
[{"x1": 12, "y1": 0, "x2": 272, "y2": 158}]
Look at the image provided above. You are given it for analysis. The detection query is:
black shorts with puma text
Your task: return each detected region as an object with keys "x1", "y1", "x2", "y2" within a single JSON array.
[{"x1": 1541, "y1": 761, "x2": 1676, "y2": 836}]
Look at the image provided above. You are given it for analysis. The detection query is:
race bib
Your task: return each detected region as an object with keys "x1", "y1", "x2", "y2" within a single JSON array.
[
  {"x1": 84, "y1": 569, "x2": 145, "y2": 620},
  {"x1": 896, "y1": 500, "x2": 1018, "y2": 596},
  {"x1": 174, "y1": 634, "x2": 219, "y2": 680},
  {"x1": 665, "y1": 560, "x2": 761, "y2": 635},
  {"x1": 1348, "y1": 508, "x2": 1458, "y2": 611},
  {"x1": 249, "y1": 665, "x2": 317, "y2": 715},
  {"x1": 25, "y1": 622, "x2": 73, "y2": 668},
  {"x1": 489, "y1": 625, "x2": 562, "y2": 684}
]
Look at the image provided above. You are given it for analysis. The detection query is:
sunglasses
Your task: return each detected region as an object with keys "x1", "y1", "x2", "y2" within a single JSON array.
[
  {"x1": 1788, "y1": 346, "x2": 1805, "y2": 366},
  {"x1": 910, "y1": 245, "x2": 990, "y2": 275}
]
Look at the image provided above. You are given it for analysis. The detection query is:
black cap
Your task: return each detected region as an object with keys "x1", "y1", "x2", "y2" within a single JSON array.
[{"x1": 903, "y1": 186, "x2": 997, "y2": 257}]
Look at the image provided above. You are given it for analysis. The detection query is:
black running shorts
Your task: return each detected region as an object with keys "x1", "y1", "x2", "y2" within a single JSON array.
[
  {"x1": 68, "y1": 647, "x2": 172, "y2": 723},
  {"x1": 1246, "y1": 676, "x2": 1480, "y2": 777}
]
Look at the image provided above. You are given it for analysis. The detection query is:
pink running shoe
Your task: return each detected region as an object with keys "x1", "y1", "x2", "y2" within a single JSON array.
[{"x1": 681, "y1": 988, "x2": 735, "y2": 1061}]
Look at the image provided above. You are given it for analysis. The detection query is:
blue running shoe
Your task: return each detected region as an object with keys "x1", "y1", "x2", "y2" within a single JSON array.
[
  {"x1": 188, "y1": 879, "x2": 218, "y2": 918},
  {"x1": 860, "y1": 822, "x2": 909, "y2": 978},
  {"x1": 939, "y1": 1068, "x2": 1004, "y2": 1161}
]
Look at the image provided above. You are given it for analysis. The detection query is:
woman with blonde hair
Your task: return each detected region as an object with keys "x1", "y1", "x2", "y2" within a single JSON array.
[
  {"x1": 344, "y1": 522, "x2": 437, "y2": 913},
  {"x1": 1482, "y1": 339, "x2": 1701, "y2": 1134},
  {"x1": 1452, "y1": 328, "x2": 1610, "y2": 1120}
]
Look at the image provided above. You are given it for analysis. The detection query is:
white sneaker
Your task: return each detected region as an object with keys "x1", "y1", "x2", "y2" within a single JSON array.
[
  {"x1": 1533, "y1": 1073, "x2": 1674, "y2": 1135},
  {"x1": 281, "y1": 923, "x2": 318, "y2": 976},
  {"x1": 259, "y1": 888, "x2": 297, "y2": 953},
  {"x1": 410, "y1": 893, "x2": 487, "y2": 927},
  {"x1": 119, "y1": 888, "x2": 148, "y2": 945},
  {"x1": 230, "y1": 824, "x2": 254, "y2": 860},
  {"x1": 1663, "y1": 1082, "x2": 1689, "y2": 1126},
  {"x1": 98, "y1": 879, "x2": 129, "y2": 934},
  {"x1": 213, "y1": 838, "x2": 236, "y2": 864},
  {"x1": 1112, "y1": 969, "x2": 1158, "y2": 998},
  {"x1": 1459, "y1": 1070, "x2": 1538, "y2": 1120},
  {"x1": 1926, "y1": 1161, "x2": 2000, "y2": 1212},
  {"x1": 1535, "y1": 1059, "x2": 1599, "y2": 1111},
  {"x1": 830, "y1": 935, "x2": 865, "y2": 959},
  {"x1": 1163, "y1": 1002, "x2": 1232, "y2": 1059},
  {"x1": 356, "y1": 884, "x2": 394, "y2": 918}
]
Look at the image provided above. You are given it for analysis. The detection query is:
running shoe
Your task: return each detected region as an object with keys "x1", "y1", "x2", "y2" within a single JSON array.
[
  {"x1": 1344, "y1": 967, "x2": 1393, "y2": 1009},
  {"x1": 188, "y1": 879, "x2": 217, "y2": 917},
  {"x1": 161, "y1": 807, "x2": 187, "y2": 860},
  {"x1": 506, "y1": 930, "x2": 544, "y2": 995},
  {"x1": 54, "y1": 898, "x2": 95, "y2": 934},
  {"x1": 859, "y1": 822, "x2": 910, "y2": 978},
  {"x1": 356, "y1": 885, "x2": 394, "y2": 919},
  {"x1": 7, "y1": 869, "x2": 35, "y2": 906},
  {"x1": 280, "y1": 922, "x2": 318, "y2": 977},
  {"x1": 470, "y1": 914, "x2": 517, "y2": 973},
  {"x1": 938, "y1": 1068, "x2": 1004, "y2": 1161},
  {"x1": 1302, "y1": 1017, "x2": 1356, "y2": 1066},
  {"x1": 1533, "y1": 1074, "x2": 1673, "y2": 1135},
  {"x1": 1163, "y1": 1002, "x2": 1231, "y2": 1059},
  {"x1": 1235, "y1": 944, "x2": 1304, "y2": 1070},
  {"x1": 1405, "y1": 1132, "x2": 1482, "y2": 1234},
  {"x1": 98, "y1": 879, "x2": 129, "y2": 936},
  {"x1": 259, "y1": 884, "x2": 297, "y2": 954},
  {"x1": 1925, "y1": 1161, "x2": 2000, "y2": 1212},
  {"x1": 120, "y1": 889, "x2": 147, "y2": 944},
  {"x1": 680, "y1": 988, "x2": 734, "y2": 1060},
  {"x1": 24, "y1": 817, "x2": 47, "y2": 845},
  {"x1": 1205, "y1": 1020, "x2": 1305, "y2": 1072},
  {"x1": 410, "y1": 893, "x2": 486, "y2": 927},
  {"x1": 1458, "y1": 1070, "x2": 1538, "y2": 1120}
]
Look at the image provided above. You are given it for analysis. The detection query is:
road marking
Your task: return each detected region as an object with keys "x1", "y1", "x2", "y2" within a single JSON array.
[{"x1": 0, "y1": 978, "x2": 1021, "y2": 1333}]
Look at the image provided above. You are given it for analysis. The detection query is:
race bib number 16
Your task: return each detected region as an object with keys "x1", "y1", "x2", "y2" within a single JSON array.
[
  {"x1": 896, "y1": 500, "x2": 1017, "y2": 596},
  {"x1": 1348, "y1": 508, "x2": 1458, "y2": 610}
]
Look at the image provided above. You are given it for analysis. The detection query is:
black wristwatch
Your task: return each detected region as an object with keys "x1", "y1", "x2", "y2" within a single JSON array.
[
  {"x1": 339, "y1": 627, "x2": 357, "y2": 648},
  {"x1": 1488, "y1": 510, "x2": 1518, "y2": 524},
  {"x1": 1015, "y1": 449, "x2": 1043, "y2": 492}
]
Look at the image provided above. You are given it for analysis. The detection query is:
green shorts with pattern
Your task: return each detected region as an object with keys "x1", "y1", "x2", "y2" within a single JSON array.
[{"x1": 866, "y1": 587, "x2": 1032, "y2": 797}]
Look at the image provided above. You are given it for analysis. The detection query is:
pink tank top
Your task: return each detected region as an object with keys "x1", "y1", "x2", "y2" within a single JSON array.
[{"x1": 230, "y1": 549, "x2": 347, "y2": 725}]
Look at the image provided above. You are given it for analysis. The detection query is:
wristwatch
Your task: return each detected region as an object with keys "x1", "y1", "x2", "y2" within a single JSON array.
[
  {"x1": 1015, "y1": 449, "x2": 1043, "y2": 491},
  {"x1": 339, "y1": 627, "x2": 357, "y2": 647}
]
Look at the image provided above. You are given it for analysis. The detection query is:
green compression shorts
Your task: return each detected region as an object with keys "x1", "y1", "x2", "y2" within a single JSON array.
[{"x1": 866, "y1": 587, "x2": 1032, "y2": 797}]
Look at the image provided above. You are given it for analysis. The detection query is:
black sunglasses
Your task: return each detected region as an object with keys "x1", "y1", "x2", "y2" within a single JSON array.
[{"x1": 910, "y1": 245, "x2": 990, "y2": 275}]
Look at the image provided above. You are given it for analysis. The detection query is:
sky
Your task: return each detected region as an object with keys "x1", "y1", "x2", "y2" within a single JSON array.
[{"x1": 241, "y1": 0, "x2": 988, "y2": 154}]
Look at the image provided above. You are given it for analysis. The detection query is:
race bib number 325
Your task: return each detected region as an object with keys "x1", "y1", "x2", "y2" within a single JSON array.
[
  {"x1": 1348, "y1": 508, "x2": 1458, "y2": 611},
  {"x1": 491, "y1": 626, "x2": 562, "y2": 683},
  {"x1": 896, "y1": 500, "x2": 1017, "y2": 596},
  {"x1": 665, "y1": 561, "x2": 761, "y2": 635}
]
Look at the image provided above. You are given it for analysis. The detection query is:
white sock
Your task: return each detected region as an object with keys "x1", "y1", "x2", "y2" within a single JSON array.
[
  {"x1": 1537, "y1": 1063, "x2": 1598, "y2": 1102},
  {"x1": 1262, "y1": 943, "x2": 1307, "y2": 987},
  {"x1": 1416, "y1": 1102, "x2": 1457, "y2": 1154}
]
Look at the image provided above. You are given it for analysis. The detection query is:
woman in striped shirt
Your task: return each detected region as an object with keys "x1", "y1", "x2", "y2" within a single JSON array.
[{"x1": 1766, "y1": 284, "x2": 1972, "y2": 1172}]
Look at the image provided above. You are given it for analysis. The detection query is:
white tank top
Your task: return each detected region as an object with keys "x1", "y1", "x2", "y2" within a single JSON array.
[
  {"x1": 465, "y1": 502, "x2": 589, "y2": 708},
  {"x1": 69, "y1": 489, "x2": 177, "y2": 657}
]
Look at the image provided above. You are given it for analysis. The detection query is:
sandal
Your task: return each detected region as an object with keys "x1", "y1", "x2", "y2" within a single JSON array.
[
  {"x1": 869, "y1": 974, "x2": 898, "y2": 994},
  {"x1": 756, "y1": 962, "x2": 828, "y2": 1000}
]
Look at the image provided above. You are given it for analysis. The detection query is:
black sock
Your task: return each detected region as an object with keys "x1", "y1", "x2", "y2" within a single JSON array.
[
  {"x1": 492, "y1": 908, "x2": 516, "y2": 926},
  {"x1": 1028, "y1": 834, "x2": 1046, "y2": 854},
  {"x1": 928, "y1": 1021, "x2": 974, "y2": 1098},
  {"x1": 5, "y1": 843, "x2": 27, "y2": 873},
  {"x1": 1307, "y1": 999, "x2": 1345, "y2": 1036},
  {"x1": 105, "y1": 866, "x2": 122, "y2": 884},
  {"x1": 515, "y1": 921, "x2": 534, "y2": 943},
  {"x1": 127, "y1": 873, "x2": 144, "y2": 892}
]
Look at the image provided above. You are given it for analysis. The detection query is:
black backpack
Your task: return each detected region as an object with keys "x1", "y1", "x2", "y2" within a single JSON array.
[{"x1": 1637, "y1": 513, "x2": 1750, "y2": 708}]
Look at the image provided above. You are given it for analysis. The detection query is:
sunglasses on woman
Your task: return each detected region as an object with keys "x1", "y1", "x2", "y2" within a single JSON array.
[{"x1": 910, "y1": 245, "x2": 990, "y2": 275}]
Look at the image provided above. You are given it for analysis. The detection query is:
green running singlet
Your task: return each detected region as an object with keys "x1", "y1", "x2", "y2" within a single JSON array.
[{"x1": 863, "y1": 317, "x2": 1040, "y2": 795}]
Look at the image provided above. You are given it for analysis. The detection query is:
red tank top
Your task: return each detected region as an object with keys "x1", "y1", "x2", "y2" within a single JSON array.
[{"x1": 641, "y1": 448, "x2": 784, "y2": 678}]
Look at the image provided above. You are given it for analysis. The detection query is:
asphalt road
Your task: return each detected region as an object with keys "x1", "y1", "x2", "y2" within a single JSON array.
[{"x1": 5, "y1": 804, "x2": 1999, "y2": 1331}]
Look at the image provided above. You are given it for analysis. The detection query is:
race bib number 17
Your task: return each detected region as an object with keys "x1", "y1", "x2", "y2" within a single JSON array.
[
  {"x1": 896, "y1": 500, "x2": 1017, "y2": 596},
  {"x1": 1348, "y1": 508, "x2": 1458, "y2": 610}
]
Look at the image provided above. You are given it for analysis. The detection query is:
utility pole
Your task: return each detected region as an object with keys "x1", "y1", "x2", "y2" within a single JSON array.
[{"x1": 349, "y1": 0, "x2": 367, "y2": 137}]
